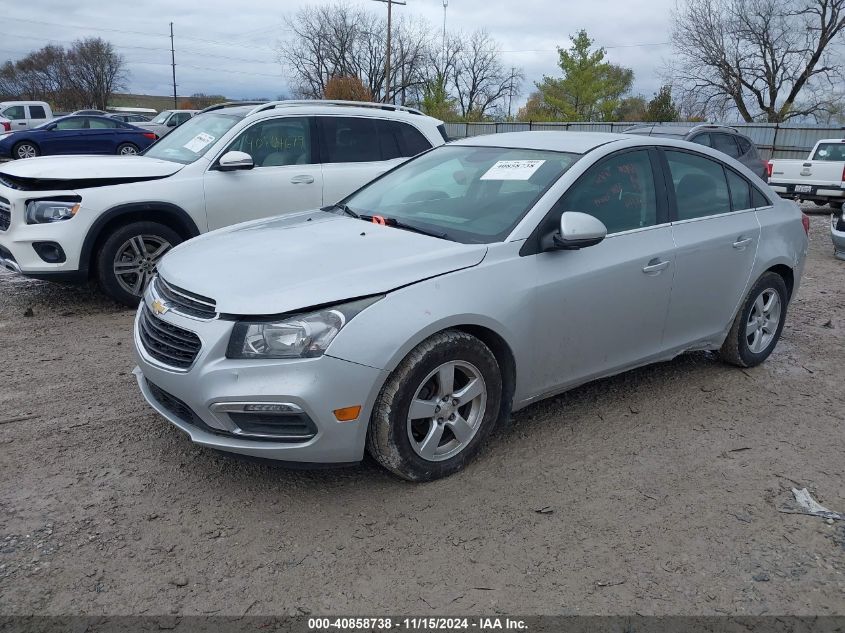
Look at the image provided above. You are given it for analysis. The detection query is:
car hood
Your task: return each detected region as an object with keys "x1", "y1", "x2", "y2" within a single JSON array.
[
  {"x1": 0, "y1": 155, "x2": 182, "y2": 181},
  {"x1": 158, "y1": 211, "x2": 488, "y2": 315}
]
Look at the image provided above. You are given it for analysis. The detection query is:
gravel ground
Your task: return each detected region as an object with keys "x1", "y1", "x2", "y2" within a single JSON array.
[{"x1": 0, "y1": 210, "x2": 843, "y2": 616}]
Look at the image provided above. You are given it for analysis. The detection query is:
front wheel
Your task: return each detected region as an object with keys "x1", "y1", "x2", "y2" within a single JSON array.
[
  {"x1": 116, "y1": 142, "x2": 139, "y2": 156},
  {"x1": 719, "y1": 272, "x2": 789, "y2": 368},
  {"x1": 95, "y1": 221, "x2": 182, "y2": 307},
  {"x1": 367, "y1": 330, "x2": 502, "y2": 481},
  {"x1": 13, "y1": 141, "x2": 39, "y2": 159}
]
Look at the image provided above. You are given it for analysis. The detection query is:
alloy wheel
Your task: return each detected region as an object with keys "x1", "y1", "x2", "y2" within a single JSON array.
[
  {"x1": 746, "y1": 288, "x2": 781, "y2": 354},
  {"x1": 112, "y1": 235, "x2": 171, "y2": 296},
  {"x1": 119, "y1": 145, "x2": 138, "y2": 155},
  {"x1": 406, "y1": 360, "x2": 487, "y2": 462},
  {"x1": 16, "y1": 144, "x2": 37, "y2": 159}
]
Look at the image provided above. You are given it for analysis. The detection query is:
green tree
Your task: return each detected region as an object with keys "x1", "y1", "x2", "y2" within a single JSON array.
[
  {"x1": 421, "y1": 73, "x2": 458, "y2": 121},
  {"x1": 645, "y1": 85, "x2": 679, "y2": 122},
  {"x1": 614, "y1": 95, "x2": 648, "y2": 121},
  {"x1": 535, "y1": 30, "x2": 633, "y2": 121}
]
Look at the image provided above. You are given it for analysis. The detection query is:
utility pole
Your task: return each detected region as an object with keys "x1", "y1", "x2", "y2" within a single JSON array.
[
  {"x1": 170, "y1": 22, "x2": 177, "y2": 109},
  {"x1": 507, "y1": 67, "x2": 516, "y2": 119},
  {"x1": 372, "y1": 0, "x2": 406, "y2": 104}
]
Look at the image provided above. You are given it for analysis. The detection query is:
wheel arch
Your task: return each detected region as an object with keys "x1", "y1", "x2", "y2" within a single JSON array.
[
  {"x1": 765, "y1": 263, "x2": 794, "y2": 300},
  {"x1": 80, "y1": 202, "x2": 201, "y2": 278}
]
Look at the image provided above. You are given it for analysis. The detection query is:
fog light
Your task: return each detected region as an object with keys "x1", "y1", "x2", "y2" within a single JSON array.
[
  {"x1": 32, "y1": 241, "x2": 66, "y2": 263},
  {"x1": 333, "y1": 405, "x2": 362, "y2": 422}
]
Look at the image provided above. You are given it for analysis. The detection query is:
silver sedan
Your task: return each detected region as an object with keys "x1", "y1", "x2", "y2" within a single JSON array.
[{"x1": 133, "y1": 131, "x2": 809, "y2": 480}]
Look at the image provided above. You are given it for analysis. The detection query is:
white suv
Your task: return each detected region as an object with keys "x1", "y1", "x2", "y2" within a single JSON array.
[{"x1": 0, "y1": 100, "x2": 447, "y2": 305}]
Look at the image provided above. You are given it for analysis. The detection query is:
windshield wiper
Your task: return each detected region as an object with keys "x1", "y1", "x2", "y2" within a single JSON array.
[
  {"x1": 359, "y1": 215, "x2": 449, "y2": 240},
  {"x1": 323, "y1": 203, "x2": 359, "y2": 219}
]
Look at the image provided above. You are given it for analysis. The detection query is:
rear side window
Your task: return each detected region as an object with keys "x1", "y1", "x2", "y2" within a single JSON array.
[
  {"x1": 28, "y1": 105, "x2": 46, "y2": 119},
  {"x1": 561, "y1": 149, "x2": 658, "y2": 234},
  {"x1": 736, "y1": 136, "x2": 754, "y2": 157},
  {"x1": 395, "y1": 122, "x2": 431, "y2": 156},
  {"x1": 711, "y1": 133, "x2": 741, "y2": 158},
  {"x1": 725, "y1": 169, "x2": 752, "y2": 211},
  {"x1": 88, "y1": 118, "x2": 118, "y2": 129},
  {"x1": 752, "y1": 186, "x2": 771, "y2": 208},
  {"x1": 665, "y1": 150, "x2": 731, "y2": 220},
  {"x1": 320, "y1": 117, "x2": 381, "y2": 163}
]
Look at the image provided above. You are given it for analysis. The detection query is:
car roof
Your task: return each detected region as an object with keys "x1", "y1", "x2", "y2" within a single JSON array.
[
  {"x1": 450, "y1": 131, "x2": 628, "y2": 154},
  {"x1": 201, "y1": 100, "x2": 442, "y2": 125}
]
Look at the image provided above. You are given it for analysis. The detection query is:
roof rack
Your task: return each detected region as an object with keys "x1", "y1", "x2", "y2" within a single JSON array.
[
  {"x1": 246, "y1": 100, "x2": 424, "y2": 117},
  {"x1": 688, "y1": 123, "x2": 739, "y2": 134},
  {"x1": 198, "y1": 101, "x2": 269, "y2": 114}
]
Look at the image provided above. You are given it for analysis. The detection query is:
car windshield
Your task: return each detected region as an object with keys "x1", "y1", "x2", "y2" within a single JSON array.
[
  {"x1": 151, "y1": 112, "x2": 170, "y2": 124},
  {"x1": 339, "y1": 145, "x2": 581, "y2": 243},
  {"x1": 812, "y1": 142, "x2": 845, "y2": 161},
  {"x1": 143, "y1": 114, "x2": 241, "y2": 164}
]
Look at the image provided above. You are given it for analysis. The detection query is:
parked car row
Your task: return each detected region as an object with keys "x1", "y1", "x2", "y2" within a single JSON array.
[{"x1": 0, "y1": 100, "x2": 817, "y2": 479}]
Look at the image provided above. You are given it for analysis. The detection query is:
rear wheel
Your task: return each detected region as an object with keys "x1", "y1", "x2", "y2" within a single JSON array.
[
  {"x1": 366, "y1": 330, "x2": 502, "y2": 481},
  {"x1": 13, "y1": 141, "x2": 39, "y2": 159},
  {"x1": 719, "y1": 272, "x2": 788, "y2": 368},
  {"x1": 96, "y1": 221, "x2": 182, "y2": 307},
  {"x1": 116, "y1": 142, "x2": 139, "y2": 156}
]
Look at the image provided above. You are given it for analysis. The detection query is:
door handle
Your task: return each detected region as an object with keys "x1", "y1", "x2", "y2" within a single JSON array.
[
  {"x1": 290, "y1": 175, "x2": 315, "y2": 184},
  {"x1": 733, "y1": 236, "x2": 754, "y2": 249},
  {"x1": 642, "y1": 258, "x2": 670, "y2": 275}
]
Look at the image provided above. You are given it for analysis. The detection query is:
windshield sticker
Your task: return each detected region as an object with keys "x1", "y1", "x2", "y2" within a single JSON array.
[
  {"x1": 480, "y1": 159, "x2": 546, "y2": 181},
  {"x1": 182, "y1": 132, "x2": 215, "y2": 153}
]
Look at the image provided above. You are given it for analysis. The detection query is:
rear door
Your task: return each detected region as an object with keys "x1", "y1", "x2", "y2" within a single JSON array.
[
  {"x1": 84, "y1": 117, "x2": 122, "y2": 153},
  {"x1": 317, "y1": 116, "x2": 432, "y2": 204},
  {"x1": 26, "y1": 104, "x2": 49, "y2": 128},
  {"x1": 203, "y1": 116, "x2": 323, "y2": 229},
  {"x1": 661, "y1": 149, "x2": 760, "y2": 350}
]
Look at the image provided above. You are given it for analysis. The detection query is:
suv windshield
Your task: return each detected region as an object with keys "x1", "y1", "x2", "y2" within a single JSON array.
[
  {"x1": 143, "y1": 114, "x2": 241, "y2": 164},
  {"x1": 812, "y1": 142, "x2": 845, "y2": 161},
  {"x1": 340, "y1": 145, "x2": 581, "y2": 243}
]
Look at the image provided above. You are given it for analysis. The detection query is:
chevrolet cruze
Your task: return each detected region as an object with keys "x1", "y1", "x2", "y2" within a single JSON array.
[{"x1": 133, "y1": 131, "x2": 808, "y2": 481}]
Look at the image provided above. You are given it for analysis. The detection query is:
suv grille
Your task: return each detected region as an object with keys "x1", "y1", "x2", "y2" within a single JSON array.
[
  {"x1": 138, "y1": 306, "x2": 202, "y2": 369},
  {"x1": 0, "y1": 197, "x2": 10, "y2": 231},
  {"x1": 155, "y1": 276, "x2": 217, "y2": 319}
]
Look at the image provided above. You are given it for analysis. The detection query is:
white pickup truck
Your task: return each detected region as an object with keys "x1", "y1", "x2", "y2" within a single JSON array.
[{"x1": 768, "y1": 138, "x2": 845, "y2": 210}]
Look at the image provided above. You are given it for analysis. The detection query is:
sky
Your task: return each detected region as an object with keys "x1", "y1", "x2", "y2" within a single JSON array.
[{"x1": 2, "y1": 0, "x2": 677, "y2": 108}]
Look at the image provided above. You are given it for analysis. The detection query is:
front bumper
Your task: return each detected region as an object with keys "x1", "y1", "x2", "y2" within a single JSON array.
[
  {"x1": 132, "y1": 297, "x2": 388, "y2": 463},
  {"x1": 832, "y1": 214, "x2": 845, "y2": 261}
]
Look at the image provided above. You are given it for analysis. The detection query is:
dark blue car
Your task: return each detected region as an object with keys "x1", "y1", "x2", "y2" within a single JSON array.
[{"x1": 0, "y1": 115, "x2": 158, "y2": 160}]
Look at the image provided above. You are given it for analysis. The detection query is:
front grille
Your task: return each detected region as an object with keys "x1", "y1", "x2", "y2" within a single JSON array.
[
  {"x1": 138, "y1": 306, "x2": 202, "y2": 369},
  {"x1": 155, "y1": 276, "x2": 217, "y2": 319},
  {"x1": 0, "y1": 197, "x2": 10, "y2": 231}
]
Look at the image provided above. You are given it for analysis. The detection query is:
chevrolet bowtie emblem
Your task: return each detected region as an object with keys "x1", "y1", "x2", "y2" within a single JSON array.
[{"x1": 151, "y1": 299, "x2": 169, "y2": 316}]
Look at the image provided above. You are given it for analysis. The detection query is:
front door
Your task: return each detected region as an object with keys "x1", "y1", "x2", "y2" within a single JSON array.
[
  {"x1": 661, "y1": 149, "x2": 760, "y2": 350},
  {"x1": 530, "y1": 149, "x2": 676, "y2": 395},
  {"x1": 203, "y1": 116, "x2": 323, "y2": 230}
]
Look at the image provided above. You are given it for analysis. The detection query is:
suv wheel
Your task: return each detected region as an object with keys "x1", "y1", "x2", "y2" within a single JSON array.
[
  {"x1": 13, "y1": 141, "x2": 40, "y2": 159},
  {"x1": 366, "y1": 330, "x2": 502, "y2": 481},
  {"x1": 96, "y1": 221, "x2": 182, "y2": 307},
  {"x1": 719, "y1": 272, "x2": 788, "y2": 368}
]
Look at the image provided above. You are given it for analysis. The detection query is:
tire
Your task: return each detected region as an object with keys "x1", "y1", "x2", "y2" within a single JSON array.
[
  {"x1": 95, "y1": 221, "x2": 182, "y2": 307},
  {"x1": 829, "y1": 201, "x2": 843, "y2": 211},
  {"x1": 13, "y1": 141, "x2": 39, "y2": 159},
  {"x1": 366, "y1": 330, "x2": 502, "y2": 481},
  {"x1": 719, "y1": 272, "x2": 789, "y2": 368},
  {"x1": 116, "y1": 143, "x2": 139, "y2": 156}
]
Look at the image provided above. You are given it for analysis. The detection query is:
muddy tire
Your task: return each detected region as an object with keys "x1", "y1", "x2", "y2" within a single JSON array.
[
  {"x1": 366, "y1": 330, "x2": 502, "y2": 481},
  {"x1": 719, "y1": 272, "x2": 789, "y2": 368}
]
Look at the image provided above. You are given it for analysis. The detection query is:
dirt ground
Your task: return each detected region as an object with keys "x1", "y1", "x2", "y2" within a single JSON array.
[{"x1": 0, "y1": 210, "x2": 843, "y2": 617}]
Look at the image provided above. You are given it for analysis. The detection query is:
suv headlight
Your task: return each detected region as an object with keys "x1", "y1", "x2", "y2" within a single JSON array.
[
  {"x1": 226, "y1": 296, "x2": 382, "y2": 359},
  {"x1": 26, "y1": 200, "x2": 80, "y2": 224}
]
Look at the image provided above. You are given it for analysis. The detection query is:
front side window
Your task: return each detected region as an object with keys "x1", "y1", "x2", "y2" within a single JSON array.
[
  {"x1": 711, "y1": 133, "x2": 740, "y2": 158},
  {"x1": 28, "y1": 105, "x2": 46, "y2": 119},
  {"x1": 666, "y1": 150, "x2": 731, "y2": 220},
  {"x1": 560, "y1": 150, "x2": 658, "y2": 234},
  {"x1": 151, "y1": 111, "x2": 170, "y2": 124},
  {"x1": 320, "y1": 117, "x2": 382, "y2": 163},
  {"x1": 342, "y1": 145, "x2": 580, "y2": 243},
  {"x1": 812, "y1": 142, "x2": 845, "y2": 161},
  {"x1": 3, "y1": 106, "x2": 25, "y2": 120},
  {"x1": 143, "y1": 113, "x2": 241, "y2": 164},
  {"x1": 225, "y1": 117, "x2": 313, "y2": 167},
  {"x1": 53, "y1": 117, "x2": 87, "y2": 130}
]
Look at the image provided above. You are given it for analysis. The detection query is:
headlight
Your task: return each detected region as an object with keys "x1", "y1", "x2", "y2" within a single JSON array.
[
  {"x1": 26, "y1": 200, "x2": 80, "y2": 224},
  {"x1": 227, "y1": 296, "x2": 382, "y2": 359}
]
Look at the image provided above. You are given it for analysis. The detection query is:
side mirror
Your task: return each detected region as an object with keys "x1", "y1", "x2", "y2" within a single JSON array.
[
  {"x1": 217, "y1": 150, "x2": 254, "y2": 172},
  {"x1": 542, "y1": 211, "x2": 607, "y2": 251},
  {"x1": 166, "y1": 118, "x2": 178, "y2": 127}
]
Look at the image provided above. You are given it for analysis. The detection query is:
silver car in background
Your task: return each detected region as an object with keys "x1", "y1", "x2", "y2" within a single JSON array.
[{"x1": 133, "y1": 131, "x2": 809, "y2": 481}]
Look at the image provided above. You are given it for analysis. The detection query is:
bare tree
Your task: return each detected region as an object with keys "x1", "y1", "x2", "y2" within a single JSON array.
[
  {"x1": 670, "y1": 0, "x2": 845, "y2": 122},
  {"x1": 64, "y1": 38, "x2": 127, "y2": 110},
  {"x1": 451, "y1": 31, "x2": 521, "y2": 120}
]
